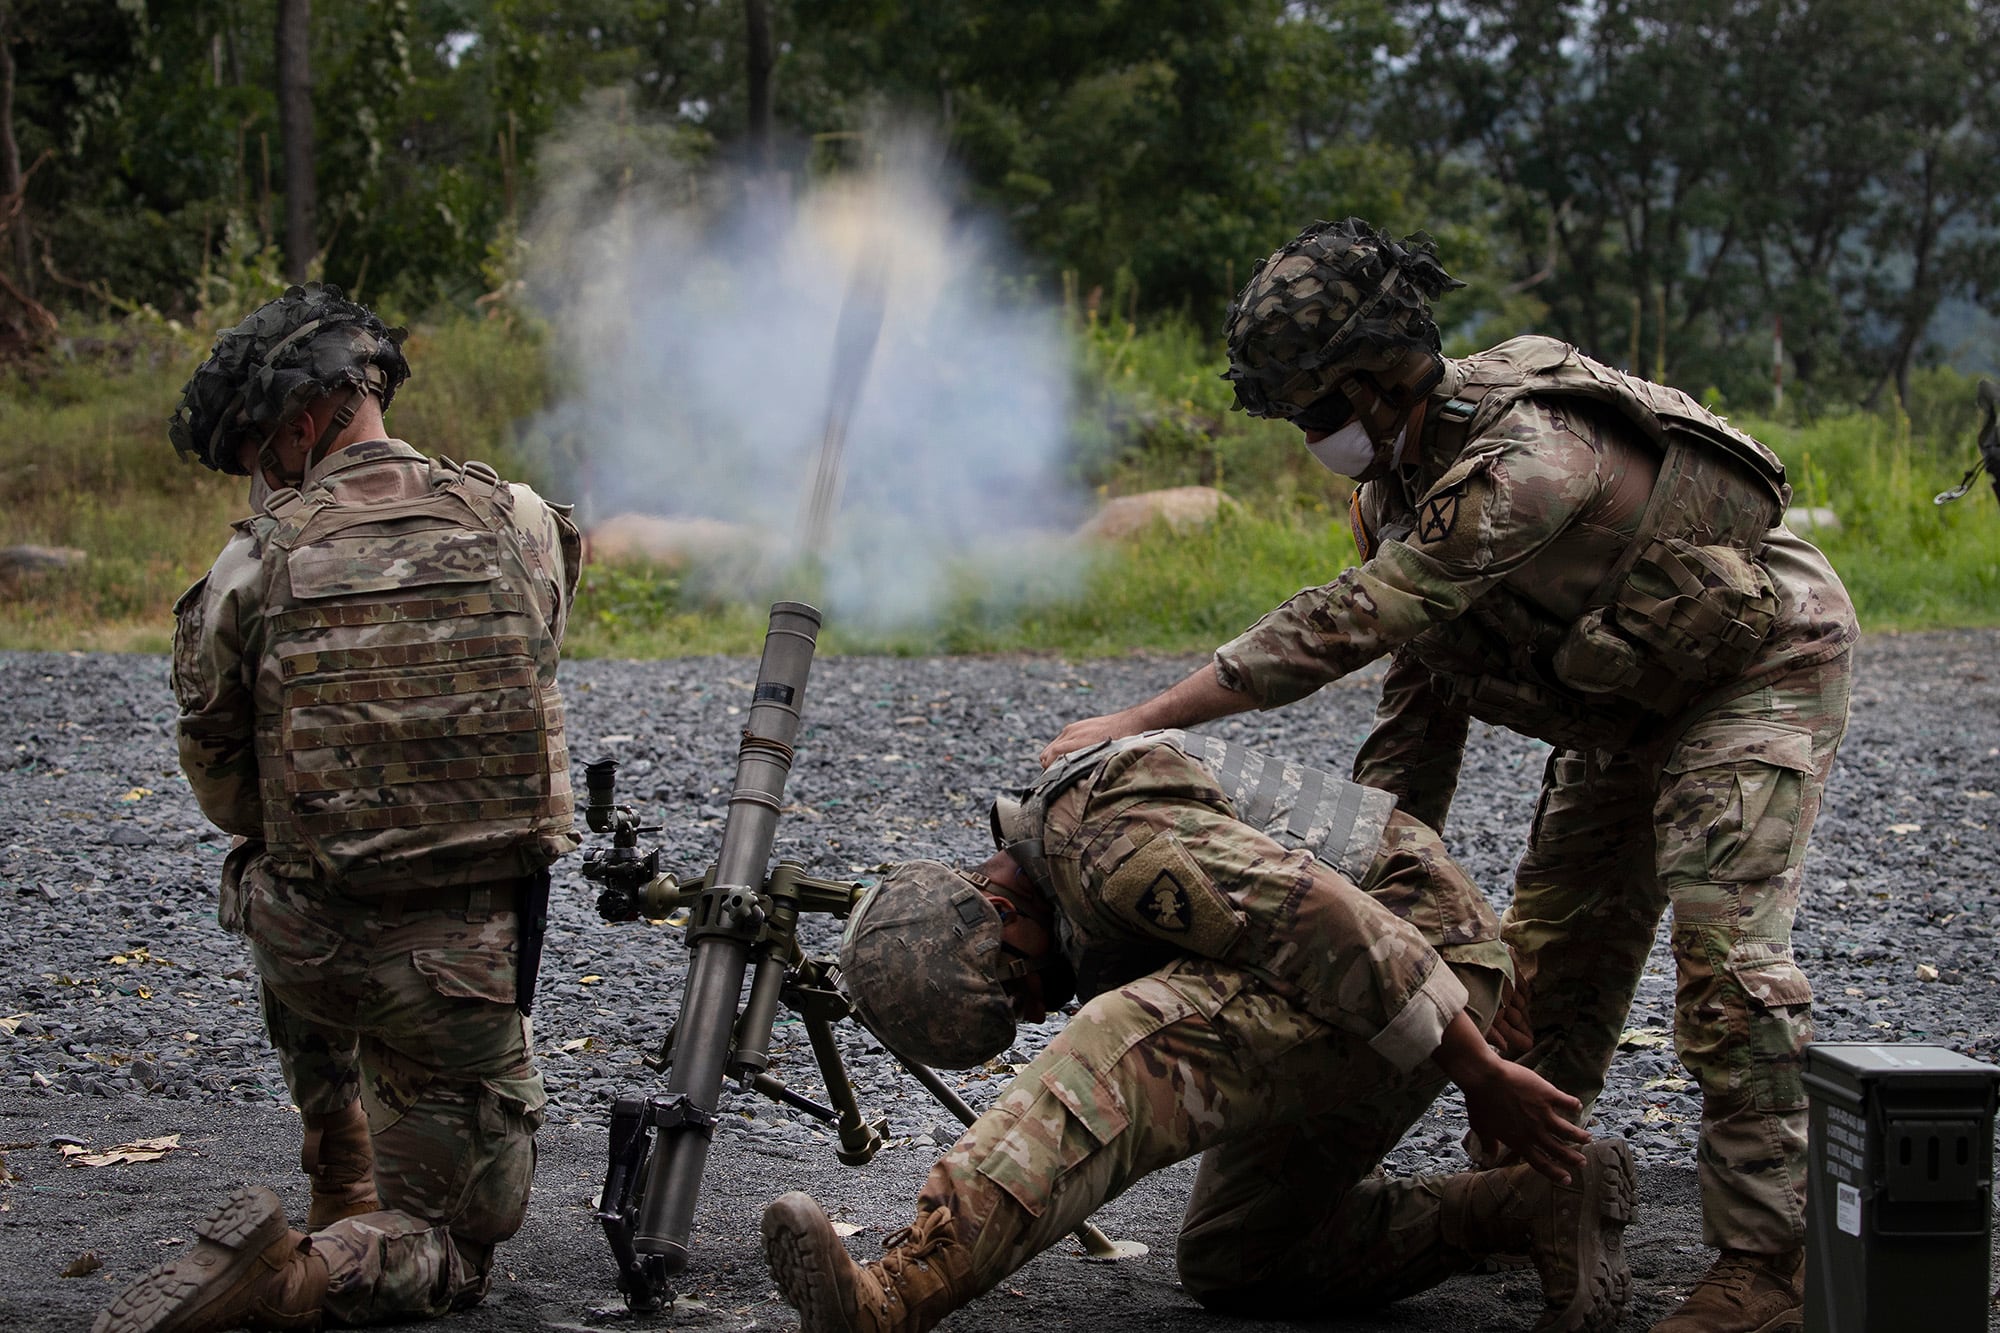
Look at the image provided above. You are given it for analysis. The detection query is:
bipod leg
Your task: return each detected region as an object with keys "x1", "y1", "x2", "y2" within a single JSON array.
[
  {"x1": 887, "y1": 1049, "x2": 1147, "y2": 1262},
  {"x1": 596, "y1": 1094, "x2": 673, "y2": 1311},
  {"x1": 798, "y1": 1003, "x2": 884, "y2": 1166}
]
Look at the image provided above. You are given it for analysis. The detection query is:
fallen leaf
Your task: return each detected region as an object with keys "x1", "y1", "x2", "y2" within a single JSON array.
[
  {"x1": 119, "y1": 788, "x2": 151, "y2": 803},
  {"x1": 1643, "y1": 1076, "x2": 1691, "y2": 1092},
  {"x1": 831, "y1": 1222, "x2": 863, "y2": 1238},
  {"x1": 0, "y1": 1013, "x2": 25, "y2": 1034},
  {"x1": 1966, "y1": 790, "x2": 1994, "y2": 800},
  {"x1": 1642, "y1": 1106, "x2": 1676, "y2": 1124},
  {"x1": 559, "y1": 1037, "x2": 593, "y2": 1053},
  {"x1": 61, "y1": 1134, "x2": 182, "y2": 1168},
  {"x1": 1887, "y1": 823, "x2": 1921, "y2": 835},
  {"x1": 61, "y1": 1252, "x2": 103, "y2": 1277},
  {"x1": 578, "y1": 975, "x2": 602, "y2": 985},
  {"x1": 1917, "y1": 963, "x2": 1940, "y2": 982},
  {"x1": 1618, "y1": 1027, "x2": 1671, "y2": 1050},
  {"x1": 1844, "y1": 987, "x2": 1866, "y2": 997}
]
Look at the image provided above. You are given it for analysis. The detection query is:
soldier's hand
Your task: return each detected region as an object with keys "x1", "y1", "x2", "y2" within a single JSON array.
[
  {"x1": 1461, "y1": 1061, "x2": 1590, "y2": 1186},
  {"x1": 1488, "y1": 977, "x2": 1533, "y2": 1059},
  {"x1": 1040, "y1": 713, "x2": 1141, "y2": 768}
]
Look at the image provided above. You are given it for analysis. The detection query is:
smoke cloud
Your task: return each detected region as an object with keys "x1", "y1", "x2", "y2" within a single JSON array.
[{"x1": 524, "y1": 109, "x2": 1085, "y2": 631}]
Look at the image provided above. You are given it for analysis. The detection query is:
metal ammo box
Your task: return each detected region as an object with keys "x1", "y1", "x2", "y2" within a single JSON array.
[{"x1": 1803, "y1": 1042, "x2": 2000, "y2": 1332}]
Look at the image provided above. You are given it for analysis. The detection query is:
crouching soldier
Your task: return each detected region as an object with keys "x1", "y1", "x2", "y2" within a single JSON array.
[
  {"x1": 762, "y1": 730, "x2": 1637, "y2": 1333},
  {"x1": 96, "y1": 284, "x2": 581, "y2": 1333}
]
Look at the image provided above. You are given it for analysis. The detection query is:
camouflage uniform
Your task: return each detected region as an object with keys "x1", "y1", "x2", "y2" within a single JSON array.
[
  {"x1": 1212, "y1": 339, "x2": 1856, "y2": 1252},
  {"x1": 910, "y1": 736, "x2": 1515, "y2": 1309},
  {"x1": 173, "y1": 438, "x2": 580, "y2": 1321}
]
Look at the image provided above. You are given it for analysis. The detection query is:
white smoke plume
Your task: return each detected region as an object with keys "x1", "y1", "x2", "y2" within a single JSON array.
[{"x1": 524, "y1": 108, "x2": 1086, "y2": 631}]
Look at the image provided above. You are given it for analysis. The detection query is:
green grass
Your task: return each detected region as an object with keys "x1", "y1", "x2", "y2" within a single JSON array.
[
  {"x1": 1, "y1": 309, "x2": 1992, "y2": 657},
  {"x1": 1746, "y1": 408, "x2": 2000, "y2": 631}
]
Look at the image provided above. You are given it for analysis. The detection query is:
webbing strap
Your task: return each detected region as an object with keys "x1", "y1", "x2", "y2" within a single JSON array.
[
  {"x1": 289, "y1": 747, "x2": 548, "y2": 795},
  {"x1": 282, "y1": 707, "x2": 545, "y2": 752},
  {"x1": 1287, "y1": 765, "x2": 1329, "y2": 843},
  {"x1": 271, "y1": 592, "x2": 532, "y2": 634},
  {"x1": 283, "y1": 662, "x2": 536, "y2": 708},
  {"x1": 279, "y1": 634, "x2": 536, "y2": 679},
  {"x1": 296, "y1": 794, "x2": 552, "y2": 836}
]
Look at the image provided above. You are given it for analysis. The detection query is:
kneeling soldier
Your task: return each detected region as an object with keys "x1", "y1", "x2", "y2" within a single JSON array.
[
  {"x1": 97, "y1": 284, "x2": 580, "y2": 1333},
  {"x1": 763, "y1": 730, "x2": 1636, "y2": 1333}
]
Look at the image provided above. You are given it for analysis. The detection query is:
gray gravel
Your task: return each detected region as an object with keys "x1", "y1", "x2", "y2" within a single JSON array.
[{"x1": 1, "y1": 632, "x2": 1997, "y2": 1330}]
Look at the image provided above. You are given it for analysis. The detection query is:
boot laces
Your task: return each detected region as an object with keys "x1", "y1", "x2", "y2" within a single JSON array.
[
  {"x1": 1700, "y1": 1249, "x2": 1796, "y2": 1299},
  {"x1": 872, "y1": 1207, "x2": 957, "y2": 1289}
]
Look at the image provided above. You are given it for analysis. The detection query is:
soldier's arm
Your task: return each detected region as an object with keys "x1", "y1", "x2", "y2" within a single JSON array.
[
  {"x1": 172, "y1": 542, "x2": 262, "y2": 837},
  {"x1": 1078, "y1": 745, "x2": 1470, "y2": 1074},
  {"x1": 507, "y1": 483, "x2": 582, "y2": 646},
  {"x1": 1350, "y1": 652, "x2": 1471, "y2": 833},
  {"x1": 1215, "y1": 401, "x2": 1603, "y2": 709}
]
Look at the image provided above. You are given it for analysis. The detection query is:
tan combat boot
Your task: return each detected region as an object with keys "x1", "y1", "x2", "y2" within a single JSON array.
[
  {"x1": 93, "y1": 1187, "x2": 329, "y2": 1333},
  {"x1": 301, "y1": 1099, "x2": 379, "y2": 1229},
  {"x1": 762, "y1": 1191, "x2": 973, "y2": 1333},
  {"x1": 1650, "y1": 1248, "x2": 1804, "y2": 1333},
  {"x1": 1441, "y1": 1136, "x2": 1638, "y2": 1333}
]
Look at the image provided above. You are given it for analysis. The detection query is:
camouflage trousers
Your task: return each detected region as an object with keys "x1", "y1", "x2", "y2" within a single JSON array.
[
  {"x1": 1502, "y1": 650, "x2": 1851, "y2": 1252},
  {"x1": 915, "y1": 958, "x2": 1503, "y2": 1309},
  {"x1": 245, "y1": 867, "x2": 545, "y2": 1325}
]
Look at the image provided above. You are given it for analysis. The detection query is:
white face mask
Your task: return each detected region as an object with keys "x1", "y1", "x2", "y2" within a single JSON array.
[
  {"x1": 1303, "y1": 419, "x2": 1379, "y2": 479},
  {"x1": 1302, "y1": 420, "x2": 1412, "y2": 480}
]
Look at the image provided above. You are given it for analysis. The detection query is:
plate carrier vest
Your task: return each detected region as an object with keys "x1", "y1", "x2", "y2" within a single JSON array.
[
  {"x1": 251, "y1": 457, "x2": 573, "y2": 889},
  {"x1": 1358, "y1": 337, "x2": 1794, "y2": 749},
  {"x1": 989, "y1": 730, "x2": 1399, "y2": 904}
]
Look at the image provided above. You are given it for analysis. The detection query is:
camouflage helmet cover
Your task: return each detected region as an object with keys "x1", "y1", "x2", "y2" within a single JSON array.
[
  {"x1": 170, "y1": 282, "x2": 410, "y2": 474},
  {"x1": 837, "y1": 859, "x2": 1017, "y2": 1070},
  {"x1": 1223, "y1": 217, "x2": 1463, "y2": 421}
]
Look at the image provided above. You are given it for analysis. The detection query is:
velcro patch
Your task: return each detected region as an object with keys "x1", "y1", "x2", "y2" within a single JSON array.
[
  {"x1": 1415, "y1": 489, "x2": 1461, "y2": 544},
  {"x1": 1100, "y1": 835, "x2": 1243, "y2": 956}
]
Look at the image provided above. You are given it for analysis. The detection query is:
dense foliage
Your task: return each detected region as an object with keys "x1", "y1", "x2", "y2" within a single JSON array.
[{"x1": 0, "y1": 1, "x2": 1993, "y2": 411}]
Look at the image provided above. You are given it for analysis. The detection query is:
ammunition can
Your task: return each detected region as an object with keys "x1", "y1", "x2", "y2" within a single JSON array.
[{"x1": 1803, "y1": 1042, "x2": 2000, "y2": 1332}]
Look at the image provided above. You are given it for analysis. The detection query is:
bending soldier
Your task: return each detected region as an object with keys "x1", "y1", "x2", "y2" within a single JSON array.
[
  {"x1": 1045, "y1": 219, "x2": 1856, "y2": 1333},
  {"x1": 762, "y1": 730, "x2": 1637, "y2": 1333},
  {"x1": 98, "y1": 284, "x2": 582, "y2": 1333}
]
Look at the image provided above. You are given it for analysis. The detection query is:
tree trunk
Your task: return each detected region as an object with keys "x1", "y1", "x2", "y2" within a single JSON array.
[
  {"x1": 745, "y1": 0, "x2": 774, "y2": 172},
  {"x1": 0, "y1": 2, "x2": 30, "y2": 298},
  {"x1": 275, "y1": 0, "x2": 314, "y2": 282}
]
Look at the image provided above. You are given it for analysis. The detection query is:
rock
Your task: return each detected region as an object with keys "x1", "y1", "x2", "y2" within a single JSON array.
[
  {"x1": 0, "y1": 546, "x2": 87, "y2": 576},
  {"x1": 586, "y1": 514, "x2": 754, "y2": 568},
  {"x1": 1074, "y1": 486, "x2": 1240, "y2": 543},
  {"x1": 1784, "y1": 505, "x2": 1839, "y2": 533}
]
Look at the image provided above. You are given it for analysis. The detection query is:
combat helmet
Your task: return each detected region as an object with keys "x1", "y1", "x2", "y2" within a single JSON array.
[
  {"x1": 170, "y1": 282, "x2": 409, "y2": 479},
  {"x1": 1223, "y1": 218, "x2": 1464, "y2": 456},
  {"x1": 838, "y1": 860, "x2": 1023, "y2": 1069}
]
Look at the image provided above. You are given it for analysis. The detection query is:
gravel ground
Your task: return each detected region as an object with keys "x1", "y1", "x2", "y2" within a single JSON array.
[{"x1": 1, "y1": 631, "x2": 1997, "y2": 1331}]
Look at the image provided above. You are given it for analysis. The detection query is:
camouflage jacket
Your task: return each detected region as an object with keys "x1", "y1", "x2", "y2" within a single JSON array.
[
  {"x1": 173, "y1": 440, "x2": 581, "y2": 900},
  {"x1": 1025, "y1": 737, "x2": 1502, "y2": 1073},
  {"x1": 1214, "y1": 340, "x2": 1857, "y2": 827}
]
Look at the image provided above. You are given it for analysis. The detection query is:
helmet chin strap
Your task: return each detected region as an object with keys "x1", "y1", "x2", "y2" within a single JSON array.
[
  {"x1": 253, "y1": 383, "x2": 373, "y2": 491},
  {"x1": 305, "y1": 385, "x2": 367, "y2": 474}
]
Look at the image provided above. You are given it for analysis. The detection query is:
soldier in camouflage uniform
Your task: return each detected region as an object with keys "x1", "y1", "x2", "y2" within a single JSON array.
[
  {"x1": 97, "y1": 284, "x2": 581, "y2": 1333},
  {"x1": 763, "y1": 730, "x2": 1639, "y2": 1333},
  {"x1": 1044, "y1": 219, "x2": 1856, "y2": 1333}
]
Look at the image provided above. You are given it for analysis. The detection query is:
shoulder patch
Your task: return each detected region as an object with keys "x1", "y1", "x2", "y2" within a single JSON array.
[
  {"x1": 1099, "y1": 834, "x2": 1243, "y2": 957},
  {"x1": 1415, "y1": 490, "x2": 1461, "y2": 544}
]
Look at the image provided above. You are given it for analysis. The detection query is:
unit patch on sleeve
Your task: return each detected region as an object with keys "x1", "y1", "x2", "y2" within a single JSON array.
[
  {"x1": 1416, "y1": 490, "x2": 1461, "y2": 545},
  {"x1": 1099, "y1": 834, "x2": 1244, "y2": 956}
]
